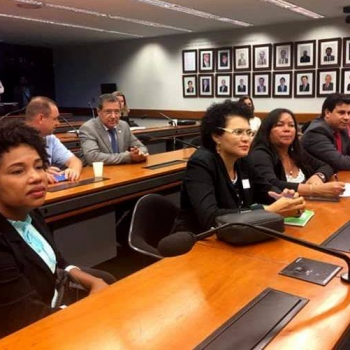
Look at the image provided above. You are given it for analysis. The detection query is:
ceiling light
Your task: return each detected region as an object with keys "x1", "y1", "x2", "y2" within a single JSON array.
[{"x1": 135, "y1": 0, "x2": 252, "y2": 27}]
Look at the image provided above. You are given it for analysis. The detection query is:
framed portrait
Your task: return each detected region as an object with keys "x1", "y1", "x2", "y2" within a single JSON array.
[
  {"x1": 343, "y1": 37, "x2": 350, "y2": 68},
  {"x1": 233, "y1": 45, "x2": 251, "y2": 71},
  {"x1": 199, "y1": 74, "x2": 214, "y2": 97},
  {"x1": 274, "y1": 42, "x2": 293, "y2": 70},
  {"x1": 233, "y1": 73, "x2": 250, "y2": 97},
  {"x1": 182, "y1": 50, "x2": 197, "y2": 73},
  {"x1": 294, "y1": 40, "x2": 316, "y2": 69},
  {"x1": 252, "y1": 72, "x2": 271, "y2": 98},
  {"x1": 294, "y1": 71, "x2": 315, "y2": 98},
  {"x1": 199, "y1": 49, "x2": 214, "y2": 72},
  {"x1": 341, "y1": 69, "x2": 350, "y2": 94},
  {"x1": 216, "y1": 74, "x2": 232, "y2": 97},
  {"x1": 273, "y1": 71, "x2": 292, "y2": 98},
  {"x1": 253, "y1": 44, "x2": 272, "y2": 71},
  {"x1": 318, "y1": 38, "x2": 341, "y2": 68},
  {"x1": 216, "y1": 47, "x2": 232, "y2": 72},
  {"x1": 317, "y1": 69, "x2": 339, "y2": 97},
  {"x1": 182, "y1": 75, "x2": 197, "y2": 98}
]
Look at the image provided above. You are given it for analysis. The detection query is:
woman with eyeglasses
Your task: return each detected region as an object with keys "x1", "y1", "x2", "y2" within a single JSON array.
[
  {"x1": 176, "y1": 100, "x2": 306, "y2": 234},
  {"x1": 249, "y1": 108, "x2": 344, "y2": 197}
]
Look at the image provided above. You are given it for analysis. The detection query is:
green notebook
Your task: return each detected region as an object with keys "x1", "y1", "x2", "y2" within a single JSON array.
[{"x1": 284, "y1": 209, "x2": 315, "y2": 227}]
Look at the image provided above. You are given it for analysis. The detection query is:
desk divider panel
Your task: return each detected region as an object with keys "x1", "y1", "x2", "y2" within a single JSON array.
[
  {"x1": 195, "y1": 288, "x2": 308, "y2": 350},
  {"x1": 321, "y1": 220, "x2": 350, "y2": 252}
]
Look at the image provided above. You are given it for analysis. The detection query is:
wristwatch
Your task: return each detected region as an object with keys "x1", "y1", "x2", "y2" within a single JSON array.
[{"x1": 315, "y1": 172, "x2": 326, "y2": 182}]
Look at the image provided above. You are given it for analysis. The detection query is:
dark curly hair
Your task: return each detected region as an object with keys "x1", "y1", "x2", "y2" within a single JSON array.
[
  {"x1": 201, "y1": 99, "x2": 251, "y2": 151},
  {"x1": 321, "y1": 93, "x2": 350, "y2": 118},
  {"x1": 0, "y1": 119, "x2": 48, "y2": 167}
]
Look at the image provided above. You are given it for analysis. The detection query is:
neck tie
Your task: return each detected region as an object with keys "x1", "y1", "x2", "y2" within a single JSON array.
[
  {"x1": 108, "y1": 129, "x2": 119, "y2": 153},
  {"x1": 334, "y1": 132, "x2": 342, "y2": 153}
]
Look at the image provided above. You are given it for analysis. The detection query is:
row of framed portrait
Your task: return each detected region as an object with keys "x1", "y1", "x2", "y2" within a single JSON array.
[
  {"x1": 183, "y1": 69, "x2": 350, "y2": 98},
  {"x1": 183, "y1": 37, "x2": 350, "y2": 73}
]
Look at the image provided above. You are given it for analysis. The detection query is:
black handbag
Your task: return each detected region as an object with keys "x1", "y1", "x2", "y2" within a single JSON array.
[{"x1": 215, "y1": 210, "x2": 284, "y2": 245}]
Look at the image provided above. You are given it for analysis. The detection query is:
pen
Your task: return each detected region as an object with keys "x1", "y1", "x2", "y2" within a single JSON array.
[{"x1": 334, "y1": 173, "x2": 339, "y2": 182}]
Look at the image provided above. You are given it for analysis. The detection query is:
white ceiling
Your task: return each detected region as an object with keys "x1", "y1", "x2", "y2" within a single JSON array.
[{"x1": 0, "y1": 0, "x2": 348, "y2": 47}]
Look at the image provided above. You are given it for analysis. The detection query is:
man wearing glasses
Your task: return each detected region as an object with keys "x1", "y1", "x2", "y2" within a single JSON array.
[{"x1": 79, "y1": 93, "x2": 148, "y2": 165}]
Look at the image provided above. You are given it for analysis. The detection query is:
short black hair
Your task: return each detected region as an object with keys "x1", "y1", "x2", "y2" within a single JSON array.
[
  {"x1": 201, "y1": 100, "x2": 251, "y2": 151},
  {"x1": 321, "y1": 93, "x2": 350, "y2": 118},
  {"x1": 0, "y1": 119, "x2": 48, "y2": 167},
  {"x1": 98, "y1": 93, "x2": 119, "y2": 110}
]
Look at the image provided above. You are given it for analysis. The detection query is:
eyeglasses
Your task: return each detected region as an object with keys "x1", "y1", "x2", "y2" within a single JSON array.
[
  {"x1": 102, "y1": 109, "x2": 121, "y2": 117},
  {"x1": 217, "y1": 127, "x2": 255, "y2": 137}
]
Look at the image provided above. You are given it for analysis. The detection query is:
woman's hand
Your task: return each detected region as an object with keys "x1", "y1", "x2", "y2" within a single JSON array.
[
  {"x1": 268, "y1": 188, "x2": 297, "y2": 200},
  {"x1": 68, "y1": 268, "x2": 109, "y2": 295},
  {"x1": 265, "y1": 195, "x2": 306, "y2": 217},
  {"x1": 311, "y1": 181, "x2": 346, "y2": 197}
]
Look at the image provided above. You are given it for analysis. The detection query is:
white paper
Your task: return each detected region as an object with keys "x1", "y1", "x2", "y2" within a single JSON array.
[{"x1": 340, "y1": 183, "x2": 350, "y2": 197}]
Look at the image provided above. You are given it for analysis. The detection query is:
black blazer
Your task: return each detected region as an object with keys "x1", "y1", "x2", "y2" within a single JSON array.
[
  {"x1": 248, "y1": 144, "x2": 334, "y2": 191},
  {"x1": 176, "y1": 148, "x2": 274, "y2": 234},
  {"x1": 0, "y1": 210, "x2": 68, "y2": 338}
]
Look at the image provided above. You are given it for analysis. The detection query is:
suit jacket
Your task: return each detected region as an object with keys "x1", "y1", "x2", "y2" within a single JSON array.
[
  {"x1": 299, "y1": 83, "x2": 310, "y2": 92},
  {"x1": 203, "y1": 85, "x2": 210, "y2": 92},
  {"x1": 278, "y1": 85, "x2": 287, "y2": 92},
  {"x1": 322, "y1": 82, "x2": 334, "y2": 91},
  {"x1": 79, "y1": 117, "x2": 148, "y2": 165},
  {"x1": 278, "y1": 58, "x2": 288, "y2": 64},
  {"x1": 301, "y1": 117, "x2": 350, "y2": 171},
  {"x1": 175, "y1": 147, "x2": 274, "y2": 234},
  {"x1": 300, "y1": 55, "x2": 310, "y2": 63},
  {"x1": 219, "y1": 85, "x2": 228, "y2": 92},
  {"x1": 248, "y1": 144, "x2": 333, "y2": 192},
  {"x1": 324, "y1": 55, "x2": 335, "y2": 62},
  {"x1": 257, "y1": 85, "x2": 266, "y2": 92},
  {"x1": 238, "y1": 85, "x2": 246, "y2": 92},
  {"x1": 347, "y1": 83, "x2": 350, "y2": 91},
  {"x1": 0, "y1": 210, "x2": 68, "y2": 338}
]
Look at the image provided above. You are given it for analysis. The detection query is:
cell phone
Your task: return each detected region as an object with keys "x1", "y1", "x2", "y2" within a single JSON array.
[{"x1": 53, "y1": 174, "x2": 67, "y2": 182}]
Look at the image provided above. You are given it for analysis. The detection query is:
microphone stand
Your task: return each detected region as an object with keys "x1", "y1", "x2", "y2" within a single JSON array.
[
  {"x1": 88, "y1": 102, "x2": 96, "y2": 118},
  {"x1": 59, "y1": 115, "x2": 79, "y2": 137},
  {"x1": 159, "y1": 112, "x2": 176, "y2": 127},
  {"x1": 0, "y1": 105, "x2": 26, "y2": 121},
  {"x1": 173, "y1": 138, "x2": 199, "y2": 149}
]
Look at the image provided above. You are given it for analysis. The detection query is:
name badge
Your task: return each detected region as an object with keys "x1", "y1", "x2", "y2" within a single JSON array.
[{"x1": 242, "y1": 179, "x2": 251, "y2": 189}]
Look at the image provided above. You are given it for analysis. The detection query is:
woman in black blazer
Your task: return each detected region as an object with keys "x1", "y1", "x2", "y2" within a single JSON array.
[
  {"x1": 0, "y1": 120, "x2": 112, "y2": 338},
  {"x1": 249, "y1": 108, "x2": 345, "y2": 197},
  {"x1": 176, "y1": 100, "x2": 306, "y2": 234}
]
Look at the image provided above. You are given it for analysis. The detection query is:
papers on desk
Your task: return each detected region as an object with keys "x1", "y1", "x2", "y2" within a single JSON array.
[
  {"x1": 130, "y1": 126, "x2": 146, "y2": 131},
  {"x1": 339, "y1": 183, "x2": 350, "y2": 197},
  {"x1": 284, "y1": 209, "x2": 314, "y2": 227}
]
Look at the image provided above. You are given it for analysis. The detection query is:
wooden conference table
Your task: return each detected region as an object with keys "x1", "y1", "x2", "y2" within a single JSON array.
[{"x1": 1, "y1": 159, "x2": 350, "y2": 348}]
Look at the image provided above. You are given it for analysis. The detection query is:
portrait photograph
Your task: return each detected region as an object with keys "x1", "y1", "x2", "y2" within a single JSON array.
[
  {"x1": 274, "y1": 42, "x2": 293, "y2": 70},
  {"x1": 182, "y1": 50, "x2": 197, "y2": 73},
  {"x1": 199, "y1": 49, "x2": 214, "y2": 72},
  {"x1": 341, "y1": 68, "x2": 350, "y2": 94},
  {"x1": 233, "y1": 73, "x2": 250, "y2": 97},
  {"x1": 294, "y1": 71, "x2": 315, "y2": 98},
  {"x1": 343, "y1": 37, "x2": 350, "y2": 68},
  {"x1": 253, "y1": 72, "x2": 271, "y2": 98},
  {"x1": 317, "y1": 69, "x2": 339, "y2": 97},
  {"x1": 216, "y1": 74, "x2": 232, "y2": 97},
  {"x1": 216, "y1": 47, "x2": 232, "y2": 72},
  {"x1": 318, "y1": 38, "x2": 341, "y2": 68},
  {"x1": 233, "y1": 45, "x2": 251, "y2": 71},
  {"x1": 253, "y1": 44, "x2": 272, "y2": 71},
  {"x1": 182, "y1": 75, "x2": 197, "y2": 98},
  {"x1": 198, "y1": 74, "x2": 214, "y2": 97},
  {"x1": 295, "y1": 40, "x2": 316, "y2": 69},
  {"x1": 273, "y1": 71, "x2": 292, "y2": 98}
]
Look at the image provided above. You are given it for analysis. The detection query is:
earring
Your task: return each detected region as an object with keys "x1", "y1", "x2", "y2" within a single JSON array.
[{"x1": 216, "y1": 141, "x2": 221, "y2": 153}]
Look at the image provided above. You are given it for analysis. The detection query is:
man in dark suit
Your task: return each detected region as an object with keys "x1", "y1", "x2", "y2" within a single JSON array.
[
  {"x1": 277, "y1": 77, "x2": 287, "y2": 92},
  {"x1": 237, "y1": 79, "x2": 246, "y2": 92},
  {"x1": 322, "y1": 74, "x2": 334, "y2": 91},
  {"x1": 324, "y1": 47, "x2": 335, "y2": 62},
  {"x1": 219, "y1": 79, "x2": 228, "y2": 93},
  {"x1": 257, "y1": 77, "x2": 266, "y2": 92},
  {"x1": 300, "y1": 50, "x2": 310, "y2": 63},
  {"x1": 202, "y1": 79, "x2": 210, "y2": 92},
  {"x1": 278, "y1": 50, "x2": 288, "y2": 64},
  {"x1": 299, "y1": 75, "x2": 310, "y2": 92},
  {"x1": 346, "y1": 74, "x2": 350, "y2": 91}
]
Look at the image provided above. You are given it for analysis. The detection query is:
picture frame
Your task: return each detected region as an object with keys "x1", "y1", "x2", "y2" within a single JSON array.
[
  {"x1": 216, "y1": 47, "x2": 232, "y2": 72},
  {"x1": 199, "y1": 49, "x2": 214, "y2": 72},
  {"x1": 318, "y1": 38, "x2": 341, "y2": 68},
  {"x1": 295, "y1": 40, "x2": 316, "y2": 69},
  {"x1": 182, "y1": 75, "x2": 197, "y2": 98},
  {"x1": 199, "y1": 74, "x2": 214, "y2": 97},
  {"x1": 343, "y1": 37, "x2": 350, "y2": 68},
  {"x1": 253, "y1": 44, "x2": 272, "y2": 71},
  {"x1": 317, "y1": 69, "x2": 339, "y2": 97},
  {"x1": 274, "y1": 42, "x2": 293, "y2": 70},
  {"x1": 294, "y1": 71, "x2": 315, "y2": 98},
  {"x1": 233, "y1": 73, "x2": 250, "y2": 97},
  {"x1": 182, "y1": 49, "x2": 197, "y2": 73},
  {"x1": 233, "y1": 45, "x2": 251, "y2": 71},
  {"x1": 273, "y1": 71, "x2": 292, "y2": 98},
  {"x1": 253, "y1": 72, "x2": 271, "y2": 98},
  {"x1": 216, "y1": 74, "x2": 232, "y2": 97},
  {"x1": 341, "y1": 68, "x2": 350, "y2": 94}
]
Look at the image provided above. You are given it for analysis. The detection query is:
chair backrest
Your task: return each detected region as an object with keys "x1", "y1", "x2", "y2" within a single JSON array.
[
  {"x1": 128, "y1": 194, "x2": 179, "y2": 259},
  {"x1": 188, "y1": 135, "x2": 202, "y2": 148}
]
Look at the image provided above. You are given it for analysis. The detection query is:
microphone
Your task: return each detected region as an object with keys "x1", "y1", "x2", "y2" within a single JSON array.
[
  {"x1": 173, "y1": 138, "x2": 199, "y2": 149},
  {"x1": 0, "y1": 105, "x2": 25, "y2": 121},
  {"x1": 59, "y1": 114, "x2": 79, "y2": 137},
  {"x1": 158, "y1": 221, "x2": 350, "y2": 283},
  {"x1": 159, "y1": 112, "x2": 176, "y2": 127},
  {"x1": 88, "y1": 102, "x2": 96, "y2": 118}
]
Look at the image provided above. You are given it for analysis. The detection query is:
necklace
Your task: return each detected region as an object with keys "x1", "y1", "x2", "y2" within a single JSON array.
[{"x1": 282, "y1": 155, "x2": 293, "y2": 176}]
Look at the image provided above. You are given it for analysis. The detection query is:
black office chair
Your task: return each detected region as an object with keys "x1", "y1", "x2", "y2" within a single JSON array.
[
  {"x1": 128, "y1": 194, "x2": 179, "y2": 259},
  {"x1": 188, "y1": 135, "x2": 202, "y2": 148}
]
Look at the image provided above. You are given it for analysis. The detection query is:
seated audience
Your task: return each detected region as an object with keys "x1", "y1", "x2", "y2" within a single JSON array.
[
  {"x1": 238, "y1": 96, "x2": 261, "y2": 132},
  {"x1": 249, "y1": 108, "x2": 344, "y2": 197},
  {"x1": 0, "y1": 120, "x2": 113, "y2": 338},
  {"x1": 79, "y1": 93, "x2": 148, "y2": 165},
  {"x1": 112, "y1": 90, "x2": 137, "y2": 126},
  {"x1": 175, "y1": 100, "x2": 306, "y2": 234},
  {"x1": 301, "y1": 93, "x2": 350, "y2": 170},
  {"x1": 25, "y1": 96, "x2": 82, "y2": 183}
]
